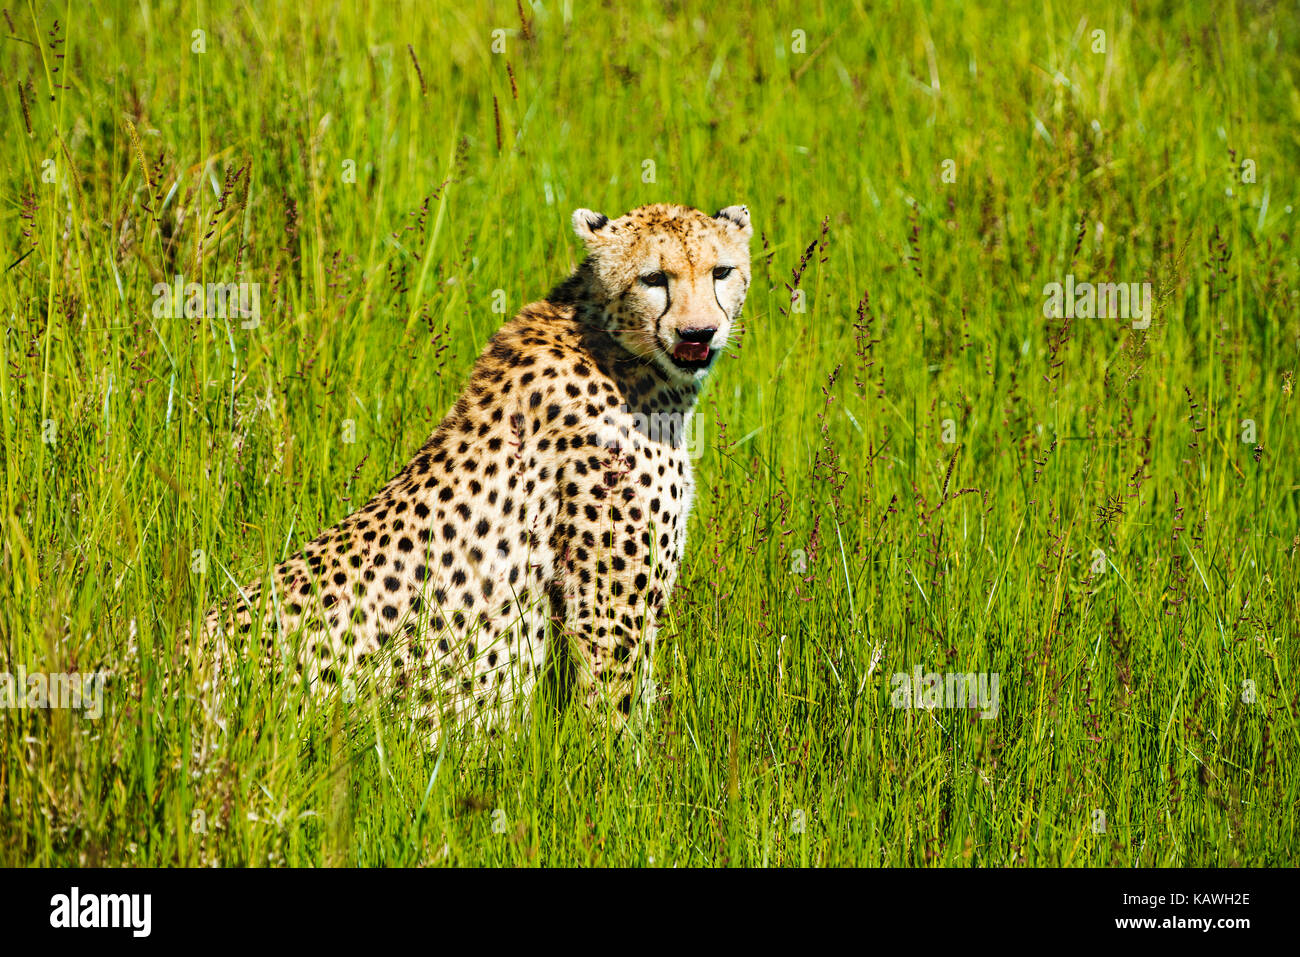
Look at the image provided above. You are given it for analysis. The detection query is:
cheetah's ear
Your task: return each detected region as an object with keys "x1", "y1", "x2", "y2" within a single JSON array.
[
  {"x1": 714, "y1": 205, "x2": 752, "y2": 241},
  {"x1": 571, "y1": 208, "x2": 612, "y2": 246}
]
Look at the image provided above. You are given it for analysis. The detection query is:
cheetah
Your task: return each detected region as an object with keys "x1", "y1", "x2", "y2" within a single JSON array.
[{"x1": 203, "y1": 202, "x2": 753, "y2": 741}]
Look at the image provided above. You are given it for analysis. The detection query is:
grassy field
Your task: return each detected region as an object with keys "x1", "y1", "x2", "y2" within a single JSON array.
[{"x1": 1, "y1": 0, "x2": 1297, "y2": 867}]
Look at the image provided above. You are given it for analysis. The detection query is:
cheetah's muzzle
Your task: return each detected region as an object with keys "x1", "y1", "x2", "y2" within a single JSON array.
[
  {"x1": 669, "y1": 342, "x2": 716, "y2": 371},
  {"x1": 669, "y1": 326, "x2": 719, "y2": 369}
]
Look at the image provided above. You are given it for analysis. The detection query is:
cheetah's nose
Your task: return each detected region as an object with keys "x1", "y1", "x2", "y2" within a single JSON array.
[{"x1": 672, "y1": 327, "x2": 717, "y2": 362}]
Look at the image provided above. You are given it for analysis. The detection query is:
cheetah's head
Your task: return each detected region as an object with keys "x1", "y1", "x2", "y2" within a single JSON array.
[{"x1": 571, "y1": 202, "x2": 752, "y2": 383}]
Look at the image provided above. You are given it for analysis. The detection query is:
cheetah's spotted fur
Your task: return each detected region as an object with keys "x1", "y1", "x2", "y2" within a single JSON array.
[{"x1": 203, "y1": 202, "x2": 752, "y2": 740}]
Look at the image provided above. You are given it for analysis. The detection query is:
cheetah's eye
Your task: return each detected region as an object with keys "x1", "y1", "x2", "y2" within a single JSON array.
[
  {"x1": 640, "y1": 271, "x2": 668, "y2": 288},
  {"x1": 713, "y1": 266, "x2": 734, "y2": 280}
]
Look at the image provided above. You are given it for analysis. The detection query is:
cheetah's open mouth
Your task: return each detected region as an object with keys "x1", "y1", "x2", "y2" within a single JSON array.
[{"x1": 670, "y1": 341, "x2": 715, "y2": 371}]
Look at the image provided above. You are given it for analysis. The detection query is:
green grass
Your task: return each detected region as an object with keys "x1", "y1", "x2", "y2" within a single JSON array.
[{"x1": 1, "y1": 0, "x2": 1297, "y2": 866}]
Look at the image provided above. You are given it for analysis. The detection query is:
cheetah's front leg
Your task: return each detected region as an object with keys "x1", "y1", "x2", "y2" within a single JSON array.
[{"x1": 556, "y1": 524, "x2": 670, "y2": 735}]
